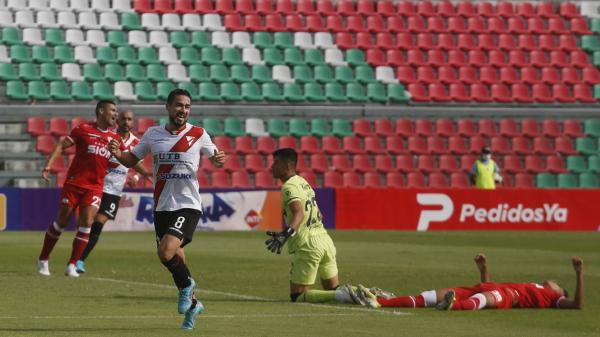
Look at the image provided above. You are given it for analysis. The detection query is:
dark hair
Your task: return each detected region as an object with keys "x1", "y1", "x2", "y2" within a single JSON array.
[
  {"x1": 273, "y1": 148, "x2": 298, "y2": 167},
  {"x1": 166, "y1": 88, "x2": 191, "y2": 105},
  {"x1": 95, "y1": 100, "x2": 116, "y2": 116}
]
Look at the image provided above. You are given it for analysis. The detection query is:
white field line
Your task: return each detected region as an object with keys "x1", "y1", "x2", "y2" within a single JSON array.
[
  {"x1": 86, "y1": 276, "x2": 409, "y2": 317},
  {"x1": 0, "y1": 313, "x2": 371, "y2": 320}
]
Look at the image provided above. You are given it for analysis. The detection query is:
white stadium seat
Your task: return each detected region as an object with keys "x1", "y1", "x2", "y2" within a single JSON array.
[
  {"x1": 61, "y1": 63, "x2": 84, "y2": 81},
  {"x1": 294, "y1": 32, "x2": 314, "y2": 49},
  {"x1": 36, "y1": 11, "x2": 58, "y2": 29},
  {"x1": 149, "y1": 31, "x2": 170, "y2": 47},
  {"x1": 7, "y1": 0, "x2": 27, "y2": 11},
  {"x1": 70, "y1": 0, "x2": 92, "y2": 12},
  {"x1": 141, "y1": 13, "x2": 163, "y2": 31},
  {"x1": 50, "y1": 0, "x2": 69, "y2": 11},
  {"x1": 0, "y1": 10, "x2": 16, "y2": 28},
  {"x1": 158, "y1": 46, "x2": 179, "y2": 65},
  {"x1": 375, "y1": 66, "x2": 399, "y2": 84},
  {"x1": 57, "y1": 11, "x2": 79, "y2": 29},
  {"x1": 114, "y1": 81, "x2": 136, "y2": 100},
  {"x1": 65, "y1": 29, "x2": 86, "y2": 46},
  {"x1": 112, "y1": 0, "x2": 134, "y2": 13},
  {"x1": 74, "y1": 45, "x2": 96, "y2": 63},
  {"x1": 99, "y1": 12, "x2": 120, "y2": 31},
  {"x1": 91, "y1": 0, "x2": 112, "y2": 13},
  {"x1": 182, "y1": 14, "x2": 203, "y2": 31},
  {"x1": 15, "y1": 10, "x2": 36, "y2": 29},
  {"x1": 211, "y1": 31, "x2": 231, "y2": 48},
  {"x1": 85, "y1": 30, "x2": 107, "y2": 47},
  {"x1": 78, "y1": 12, "x2": 101, "y2": 30},
  {"x1": 202, "y1": 14, "x2": 224, "y2": 31},
  {"x1": 0, "y1": 45, "x2": 10, "y2": 63},
  {"x1": 167, "y1": 64, "x2": 190, "y2": 82},
  {"x1": 29, "y1": 0, "x2": 50, "y2": 11},
  {"x1": 242, "y1": 47, "x2": 264, "y2": 65},
  {"x1": 314, "y1": 32, "x2": 335, "y2": 49},
  {"x1": 162, "y1": 13, "x2": 184, "y2": 31},
  {"x1": 324, "y1": 48, "x2": 347, "y2": 66},
  {"x1": 23, "y1": 28, "x2": 44, "y2": 45},
  {"x1": 232, "y1": 32, "x2": 252, "y2": 48},
  {"x1": 128, "y1": 30, "x2": 149, "y2": 48},
  {"x1": 245, "y1": 118, "x2": 268, "y2": 137},
  {"x1": 272, "y1": 65, "x2": 293, "y2": 84}
]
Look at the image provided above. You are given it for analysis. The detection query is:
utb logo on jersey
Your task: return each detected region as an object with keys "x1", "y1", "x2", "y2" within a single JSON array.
[{"x1": 245, "y1": 210, "x2": 261, "y2": 229}]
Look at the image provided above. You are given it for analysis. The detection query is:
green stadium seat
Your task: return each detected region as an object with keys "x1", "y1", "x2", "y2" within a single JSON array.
[
  {"x1": 284, "y1": 47, "x2": 305, "y2": 66},
  {"x1": 264, "y1": 47, "x2": 284, "y2": 66},
  {"x1": 170, "y1": 31, "x2": 190, "y2": 48},
  {"x1": 332, "y1": 119, "x2": 353, "y2": 137},
  {"x1": 262, "y1": 82, "x2": 285, "y2": 102},
  {"x1": 325, "y1": 82, "x2": 347, "y2": 102},
  {"x1": 222, "y1": 48, "x2": 243, "y2": 66},
  {"x1": 191, "y1": 31, "x2": 211, "y2": 48},
  {"x1": 200, "y1": 47, "x2": 221, "y2": 65},
  {"x1": 289, "y1": 118, "x2": 311, "y2": 137},
  {"x1": 44, "y1": 28, "x2": 65, "y2": 46},
  {"x1": 121, "y1": 13, "x2": 142, "y2": 30},
  {"x1": 231, "y1": 64, "x2": 251, "y2": 83},
  {"x1": 273, "y1": 32, "x2": 293, "y2": 49},
  {"x1": 96, "y1": 46, "x2": 117, "y2": 64},
  {"x1": 2, "y1": 27, "x2": 22, "y2": 45},
  {"x1": 177, "y1": 82, "x2": 200, "y2": 100},
  {"x1": 18, "y1": 63, "x2": 40, "y2": 81},
  {"x1": 40, "y1": 63, "x2": 61, "y2": 81},
  {"x1": 107, "y1": 31, "x2": 128, "y2": 47},
  {"x1": 251, "y1": 65, "x2": 272, "y2": 83},
  {"x1": 28, "y1": 81, "x2": 50, "y2": 101},
  {"x1": 536, "y1": 173, "x2": 557, "y2": 188},
  {"x1": 49, "y1": 80, "x2": 71, "y2": 101},
  {"x1": 304, "y1": 48, "x2": 325, "y2": 66},
  {"x1": 304, "y1": 82, "x2": 327, "y2": 102},
  {"x1": 117, "y1": 46, "x2": 137, "y2": 64},
  {"x1": 579, "y1": 172, "x2": 599, "y2": 188},
  {"x1": 335, "y1": 66, "x2": 355, "y2": 84},
  {"x1": 347, "y1": 83, "x2": 368, "y2": 102},
  {"x1": 220, "y1": 82, "x2": 242, "y2": 102},
  {"x1": 10, "y1": 45, "x2": 31, "y2": 63},
  {"x1": 31, "y1": 46, "x2": 52, "y2": 63},
  {"x1": 202, "y1": 118, "x2": 224, "y2": 136},
  {"x1": 284, "y1": 83, "x2": 305, "y2": 102},
  {"x1": 253, "y1": 32, "x2": 272, "y2": 49},
  {"x1": 180, "y1": 47, "x2": 202, "y2": 65},
  {"x1": 584, "y1": 119, "x2": 600, "y2": 137},
  {"x1": 314, "y1": 65, "x2": 334, "y2": 83},
  {"x1": 557, "y1": 173, "x2": 577, "y2": 188},
  {"x1": 134, "y1": 81, "x2": 157, "y2": 101},
  {"x1": 0, "y1": 63, "x2": 18, "y2": 81},
  {"x1": 346, "y1": 49, "x2": 367, "y2": 66},
  {"x1": 388, "y1": 83, "x2": 410, "y2": 103},
  {"x1": 92, "y1": 81, "x2": 116, "y2": 100},
  {"x1": 104, "y1": 64, "x2": 126, "y2": 82},
  {"x1": 355, "y1": 66, "x2": 377, "y2": 84},
  {"x1": 224, "y1": 117, "x2": 245, "y2": 136},
  {"x1": 189, "y1": 64, "x2": 209, "y2": 83},
  {"x1": 72, "y1": 81, "x2": 93, "y2": 101},
  {"x1": 53, "y1": 45, "x2": 75, "y2": 63},
  {"x1": 199, "y1": 82, "x2": 220, "y2": 101},
  {"x1": 6, "y1": 80, "x2": 28, "y2": 100},
  {"x1": 595, "y1": 84, "x2": 600, "y2": 99},
  {"x1": 581, "y1": 35, "x2": 600, "y2": 52},
  {"x1": 241, "y1": 82, "x2": 263, "y2": 101},
  {"x1": 81, "y1": 63, "x2": 102, "y2": 82},
  {"x1": 588, "y1": 155, "x2": 600, "y2": 173},
  {"x1": 293, "y1": 65, "x2": 313, "y2": 84},
  {"x1": 575, "y1": 137, "x2": 597, "y2": 155},
  {"x1": 188, "y1": 117, "x2": 201, "y2": 126},
  {"x1": 268, "y1": 118, "x2": 289, "y2": 136},
  {"x1": 592, "y1": 18, "x2": 600, "y2": 34},
  {"x1": 125, "y1": 64, "x2": 146, "y2": 82},
  {"x1": 367, "y1": 82, "x2": 388, "y2": 103},
  {"x1": 156, "y1": 81, "x2": 175, "y2": 100},
  {"x1": 147, "y1": 64, "x2": 167, "y2": 82},
  {"x1": 209, "y1": 64, "x2": 230, "y2": 83},
  {"x1": 311, "y1": 118, "x2": 331, "y2": 136},
  {"x1": 566, "y1": 156, "x2": 587, "y2": 173},
  {"x1": 138, "y1": 47, "x2": 160, "y2": 65}
]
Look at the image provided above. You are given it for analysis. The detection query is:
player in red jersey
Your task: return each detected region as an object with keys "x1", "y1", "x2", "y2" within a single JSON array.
[
  {"x1": 37, "y1": 101, "x2": 121, "y2": 278},
  {"x1": 354, "y1": 253, "x2": 584, "y2": 311}
]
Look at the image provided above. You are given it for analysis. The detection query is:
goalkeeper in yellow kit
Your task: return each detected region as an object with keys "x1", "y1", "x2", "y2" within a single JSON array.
[{"x1": 266, "y1": 148, "x2": 362, "y2": 304}]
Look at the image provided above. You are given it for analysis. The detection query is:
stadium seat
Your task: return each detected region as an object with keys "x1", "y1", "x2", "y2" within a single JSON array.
[
  {"x1": 478, "y1": 119, "x2": 497, "y2": 137},
  {"x1": 395, "y1": 154, "x2": 416, "y2": 173},
  {"x1": 580, "y1": 173, "x2": 599, "y2": 188},
  {"x1": 456, "y1": 119, "x2": 475, "y2": 137},
  {"x1": 555, "y1": 136, "x2": 577, "y2": 155},
  {"x1": 136, "y1": 117, "x2": 155, "y2": 135},
  {"x1": 234, "y1": 136, "x2": 255, "y2": 155},
  {"x1": 407, "y1": 172, "x2": 425, "y2": 188},
  {"x1": 557, "y1": 173, "x2": 577, "y2": 188},
  {"x1": 427, "y1": 136, "x2": 446, "y2": 155},
  {"x1": 469, "y1": 136, "x2": 487, "y2": 154},
  {"x1": 525, "y1": 155, "x2": 545, "y2": 174},
  {"x1": 514, "y1": 173, "x2": 534, "y2": 188},
  {"x1": 532, "y1": 137, "x2": 554, "y2": 155},
  {"x1": 254, "y1": 171, "x2": 276, "y2": 188},
  {"x1": 588, "y1": 156, "x2": 600, "y2": 173},
  {"x1": 386, "y1": 172, "x2": 404, "y2": 188},
  {"x1": 324, "y1": 171, "x2": 343, "y2": 188},
  {"x1": 352, "y1": 154, "x2": 371, "y2": 173},
  {"x1": 503, "y1": 155, "x2": 524, "y2": 174},
  {"x1": 49, "y1": 117, "x2": 69, "y2": 137},
  {"x1": 546, "y1": 155, "x2": 568, "y2": 174},
  {"x1": 36, "y1": 134, "x2": 56, "y2": 155},
  {"x1": 342, "y1": 136, "x2": 364, "y2": 155},
  {"x1": 309, "y1": 153, "x2": 328, "y2": 173},
  {"x1": 428, "y1": 173, "x2": 447, "y2": 188},
  {"x1": 27, "y1": 117, "x2": 47, "y2": 137},
  {"x1": 448, "y1": 136, "x2": 468, "y2": 155},
  {"x1": 439, "y1": 155, "x2": 459, "y2": 173}
]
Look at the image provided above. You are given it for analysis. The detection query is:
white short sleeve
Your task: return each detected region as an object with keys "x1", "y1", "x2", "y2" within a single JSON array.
[
  {"x1": 131, "y1": 131, "x2": 152, "y2": 160},
  {"x1": 199, "y1": 131, "x2": 218, "y2": 157}
]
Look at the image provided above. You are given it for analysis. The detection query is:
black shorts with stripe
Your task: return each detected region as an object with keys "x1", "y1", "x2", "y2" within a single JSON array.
[
  {"x1": 153, "y1": 208, "x2": 201, "y2": 247},
  {"x1": 98, "y1": 192, "x2": 121, "y2": 220}
]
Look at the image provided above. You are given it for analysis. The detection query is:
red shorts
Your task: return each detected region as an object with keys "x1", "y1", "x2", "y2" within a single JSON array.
[
  {"x1": 60, "y1": 184, "x2": 102, "y2": 209},
  {"x1": 453, "y1": 283, "x2": 514, "y2": 309}
]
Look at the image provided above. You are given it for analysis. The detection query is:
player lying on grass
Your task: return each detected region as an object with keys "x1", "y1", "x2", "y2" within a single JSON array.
[
  {"x1": 265, "y1": 148, "x2": 365, "y2": 305},
  {"x1": 354, "y1": 253, "x2": 583, "y2": 311}
]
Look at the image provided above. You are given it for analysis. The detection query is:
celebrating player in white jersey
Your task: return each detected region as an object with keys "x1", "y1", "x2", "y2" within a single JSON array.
[
  {"x1": 108, "y1": 89, "x2": 226, "y2": 330},
  {"x1": 76, "y1": 110, "x2": 151, "y2": 274}
]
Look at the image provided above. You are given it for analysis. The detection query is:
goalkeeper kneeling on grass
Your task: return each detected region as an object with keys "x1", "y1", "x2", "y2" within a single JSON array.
[{"x1": 266, "y1": 148, "x2": 371, "y2": 305}]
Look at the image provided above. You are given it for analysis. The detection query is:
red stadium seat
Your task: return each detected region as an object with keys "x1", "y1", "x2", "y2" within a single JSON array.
[
  {"x1": 366, "y1": 49, "x2": 385, "y2": 66},
  {"x1": 499, "y1": 119, "x2": 517, "y2": 137},
  {"x1": 427, "y1": 16, "x2": 445, "y2": 33},
  {"x1": 513, "y1": 83, "x2": 535, "y2": 103},
  {"x1": 296, "y1": 154, "x2": 309, "y2": 172},
  {"x1": 563, "y1": 120, "x2": 584, "y2": 137},
  {"x1": 467, "y1": 17, "x2": 486, "y2": 33},
  {"x1": 36, "y1": 135, "x2": 56, "y2": 155},
  {"x1": 215, "y1": 0, "x2": 235, "y2": 14},
  {"x1": 429, "y1": 83, "x2": 451, "y2": 102},
  {"x1": 435, "y1": 119, "x2": 455, "y2": 137},
  {"x1": 201, "y1": 156, "x2": 217, "y2": 173},
  {"x1": 524, "y1": 155, "x2": 544, "y2": 173},
  {"x1": 450, "y1": 83, "x2": 470, "y2": 102},
  {"x1": 549, "y1": 51, "x2": 568, "y2": 68},
  {"x1": 224, "y1": 13, "x2": 243, "y2": 30},
  {"x1": 175, "y1": 0, "x2": 194, "y2": 14},
  {"x1": 488, "y1": 17, "x2": 507, "y2": 34},
  {"x1": 532, "y1": 84, "x2": 553, "y2": 103},
  {"x1": 456, "y1": 1, "x2": 475, "y2": 17},
  {"x1": 335, "y1": 32, "x2": 354, "y2": 49},
  {"x1": 416, "y1": 0, "x2": 435, "y2": 17},
  {"x1": 343, "y1": 171, "x2": 361, "y2": 187},
  {"x1": 278, "y1": 136, "x2": 297, "y2": 150},
  {"x1": 470, "y1": 83, "x2": 493, "y2": 102},
  {"x1": 491, "y1": 84, "x2": 511, "y2": 103},
  {"x1": 395, "y1": 33, "x2": 412, "y2": 50},
  {"x1": 503, "y1": 155, "x2": 524, "y2": 174},
  {"x1": 560, "y1": 2, "x2": 579, "y2": 18},
  {"x1": 285, "y1": 14, "x2": 304, "y2": 31},
  {"x1": 456, "y1": 119, "x2": 475, "y2": 137},
  {"x1": 367, "y1": 15, "x2": 386, "y2": 33},
  {"x1": 500, "y1": 67, "x2": 518, "y2": 85},
  {"x1": 244, "y1": 14, "x2": 266, "y2": 31},
  {"x1": 376, "y1": 0, "x2": 395, "y2": 17},
  {"x1": 406, "y1": 50, "x2": 426, "y2": 67},
  {"x1": 235, "y1": 136, "x2": 255, "y2": 154},
  {"x1": 364, "y1": 136, "x2": 385, "y2": 154},
  {"x1": 509, "y1": 50, "x2": 527, "y2": 68},
  {"x1": 236, "y1": 0, "x2": 255, "y2": 14},
  {"x1": 376, "y1": 33, "x2": 394, "y2": 50},
  {"x1": 427, "y1": 136, "x2": 446, "y2": 155},
  {"x1": 300, "y1": 136, "x2": 319, "y2": 155},
  {"x1": 512, "y1": 137, "x2": 533, "y2": 155},
  {"x1": 417, "y1": 66, "x2": 435, "y2": 84},
  {"x1": 507, "y1": 17, "x2": 526, "y2": 34},
  {"x1": 428, "y1": 50, "x2": 446, "y2": 67},
  {"x1": 214, "y1": 136, "x2": 235, "y2": 154},
  {"x1": 134, "y1": 0, "x2": 153, "y2": 13},
  {"x1": 387, "y1": 16, "x2": 405, "y2": 33},
  {"x1": 407, "y1": 172, "x2": 425, "y2": 188},
  {"x1": 276, "y1": 0, "x2": 294, "y2": 15},
  {"x1": 428, "y1": 172, "x2": 448, "y2": 188},
  {"x1": 211, "y1": 171, "x2": 231, "y2": 187},
  {"x1": 374, "y1": 119, "x2": 394, "y2": 137},
  {"x1": 71, "y1": 117, "x2": 87, "y2": 129},
  {"x1": 374, "y1": 155, "x2": 394, "y2": 173},
  {"x1": 548, "y1": 18, "x2": 567, "y2": 34},
  {"x1": 516, "y1": 2, "x2": 535, "y2": 17},
  {"x1": 223, "y1": 154, "x2": 242, "y2": 172},
  {"x1": 558, "y1": 35, "x2": 578, "y2": 52},
  {"x1": 347, "y1": 15, "x2": 367, "y2": 33},
  {"x1": 244, "y1": 154, "x2": 264, "y2": 172},
  {"x1": 395, "y1": 119, "x2": 414, "y2": 137},
  {"x1": 517, "y1": 34, "x2": 536, "y2": 52},
  {"x1": 133, "y1": 117, "x2": 154, "y2": 135},
  {"x1": 265, "y1": 14, "x2": 284, "y2": 31},
  {"x1": 478, "y1": 119, "x2": 497, "y2": 137},
  {"x1": 533, "y1": 136, "x2": 554, "y2": 155},
  {"x1": 469, "y1": 136, "x2": 487, "y2": 154},
  {"x1": 546, "y1": 155, "x2": 568, "y2": 174},
  {"x1": 49, "y1": 155, "x2": 66, "y2": 173},
  {"x1": 438, "y1": 66, "x2": 458, "y2": 84},
  {"x1": 561, "y1": 67, "x2": 581, "y2": 86},
  {"x1": 417, "y1": 155, "x2": 436, "y2": 173},
  {"x1": 300, "y1": 171, "x2": 317, "y2": 186},
  {"x1": 520, "y1": 66, "x2": 540, "y2": 85},
  {"x1": 386, "y1": 172, "x2": 404, "y2": 187},
  {"x1": 195, "y1": 0, "x2": 215, "y2": 13},
  {"x1": 232, "y1": 170, "x2": 251, "y2": 188},
  {"x1": 552, "y1": 84, "x2": 576, "y2": 103},
  {"x1": 343, "y1": 136, "x2": 364, "y2": 155},
  {"x1": 297, "y1": 0, "x2": 315, "y2": 15},
  {"x1": 310, "y1": 153, "x2": 329, "y2": 173},
  {"x1": 570, "y1": 51, "x2": 589, "y2": 69},
  {"x1": 322, "y1": 136, "x2": 343, "y2": 154},
  {"x1": 448, "y1": 136, "x2": 469, "y2": 155},
  {"x1": 363, "y1": 172, "x2": 381, "y2": 188},
  {"x1": 489, "y1": 50, "x2": 508, "y2": 67},
  {"x1": 520, "y1": 119, "x2": 540, "y2": 138},
  {"x1": 460, "y1": 155, "x2": 477, "y2": 172},
  {"x1": 385, "y1": 136, "x2": 406, "y2": 155},
  {"x1": 478, "y1": 34, "x2": 496, "y2": 52},
  {"x1": 582, "y1": 66, "x2": 600, "y2": 84},
  {"x1": 415, "y1": 119, "x2": 434, "y2": 137},
  {"x1": 316, "y1": 0, "x2": 335, "y2": 16},
  {"x1": 326, "y1": 16, "x2": 344, "y2": 32},
  {"x1": 571, "y1": 17, "x2": 592, "y2": 35},
  {"x1": 491, "y1": 136, "x2": 510, "y2": 155},
  {"x1": 526, "y1": 17, "x2": 545, "y2": 34},
  {"x1": 255, "y1": 171, "x2": 276, "y2": 188},
  {"x1": 331, "y1": 154, "x2": 352, "y2": 172},
  {"x1": 257, "y1": 136, "x2": 276, "y2": 154},
  {"x1": 407, "y1": 83, "x2": 428, "y2": 102},
  {"x1": 574, "y1": 84, "x2": 596, "y2": 103},
  {"x1": 436, "y1": 0, "x2": 456, "y2": 16},
  {"x1": 397, "y1": 0, "x2": 416, "y2": 16},
  {"x1": 555, "y1": 136, "x2": 577, "y2": 155},
  {"x1": 324, "y1": 171, "x2": 343, "y2": 188},
  {"x1": 514, "y1": 173, "x2": 534, "y2": 188},
  {"x1": 540, "y1": 67, "x2": 560, "y2": 85},
  {"x1": 479, "y1": 66, "x2": 499, "y2": 85},
  {"x1": 537, "y1": 2, "x2": 557, "y2": 18},
  {"x1": 439, "y1": 154, "x2": 459, "y2": 173},
  {"x1": 27, "y1": 117, "x2": 46, "y2": 136},
  {"x1": 396, "y1": 66, "x2": 415, "y2": 83},
  {"x1": 450, "y1": 173, "x2": 470, "y2": 188},
  {"x1": 336, "y1": 0, "x2": 356, "y2": 15},
  {"x1": 542, "y1": 120, "x2": 561, "y2": 138},
  {"x1": 306, "y1": 15, "x2": 325, "y2": 32},
  {"x1": 445, "y1": 18, "x2": 464, "y2": 34},
  {"x1": 457, "y1": 34, "x2": 476, "y2": 50},
  {"x1": 407, "y1": 16, "x2": 427, "y2": 33},
  {"x1": 395, "y1": 154, "x2": 416, "y2": 172},
  {"x1": 352, "y1": 154, "x2": 371, "y2": 173}
]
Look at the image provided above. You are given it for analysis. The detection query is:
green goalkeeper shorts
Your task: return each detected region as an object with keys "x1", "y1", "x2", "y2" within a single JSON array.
[{"x1": 289, "y1": 233, "x2": 338, "y2": 285}]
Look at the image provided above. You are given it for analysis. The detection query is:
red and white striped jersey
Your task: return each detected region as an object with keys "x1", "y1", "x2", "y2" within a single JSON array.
[
  {"x1": 130, "y1": 123, "x2": 217, "y2": 212},
  {"x1": 103, "y1": 132, "x2": 140, "y2": 196}
]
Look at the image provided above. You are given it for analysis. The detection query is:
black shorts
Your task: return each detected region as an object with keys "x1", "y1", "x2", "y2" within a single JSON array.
[
  {"x1": 98, "y1": 193, "x2": 121, "y2": 220},
  {"x1": 153, "y1": 208, "x2": 202, "y2": 247}
]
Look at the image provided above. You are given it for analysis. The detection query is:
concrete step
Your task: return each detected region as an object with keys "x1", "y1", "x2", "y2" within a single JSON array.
[
  {"x1": 0, "y1": 123, "x2": 25, "y2": 135},
  {"x1": 12, "y1": 178, "x2": 52, "y2": 188},
  {"x1": 2, "y1": 159, "x2": 44, "y2": 171},
  {"x1": 0, "y1": 141, "x2": 32, "y2": 153}
]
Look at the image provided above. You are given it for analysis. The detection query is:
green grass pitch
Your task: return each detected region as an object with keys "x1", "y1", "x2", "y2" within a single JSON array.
[{"x1": 0, "y1": 231, "x2": 598, "y2": 337}]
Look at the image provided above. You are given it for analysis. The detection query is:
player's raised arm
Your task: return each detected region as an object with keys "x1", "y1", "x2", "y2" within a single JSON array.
[
  {"x1": 108, "y1": 139, "x2": 140, "y2": 168},
  {"x1": 41, "y1": 137, "x2": 74, "y2": 182},
  {"x1": 557, "y1": 256, "x2": 584, "y2": 309},
  {"x1": 209, "y1": 149, "x2": 226, "y2": 168},
  {"x1": 474, "y1": 253, "x2": 489, "y2": 283}
]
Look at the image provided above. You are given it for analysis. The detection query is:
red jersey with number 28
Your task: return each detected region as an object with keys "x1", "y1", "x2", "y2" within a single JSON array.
[
  {"x1": 504, "y1": 282, "x2": 563, "y2": 308},
  {"x1": 64, "y1": 122, "x2": 120, "y2": 190}
]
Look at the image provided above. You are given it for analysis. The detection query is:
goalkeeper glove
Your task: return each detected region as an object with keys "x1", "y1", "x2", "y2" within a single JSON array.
[{"x1": 265, "y1": 227, "x2": 296, "y2": 254}]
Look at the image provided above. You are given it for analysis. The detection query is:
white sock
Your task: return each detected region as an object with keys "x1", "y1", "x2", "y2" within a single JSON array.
[
  {"x1": 470, "y1": 293, "x2": 487, "y2": 310},
  {"x1": 420, "y1": 290, "x2": 437, "y2": 307}
]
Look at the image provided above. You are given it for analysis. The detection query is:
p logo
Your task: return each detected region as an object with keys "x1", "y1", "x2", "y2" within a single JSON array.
[{"x1": 416, "y1": 193, "x2": 454, "y2": 231}]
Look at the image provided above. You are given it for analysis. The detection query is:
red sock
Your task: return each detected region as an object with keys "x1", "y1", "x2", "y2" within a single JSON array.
[
  {"x1": 68, "y1": 227, "x2": 91, "y2": 264},
  {"x1": 378, "y1": 295, "x2": 426, "y2": 308},
  {"x1": 39, "y1": 222, "x2": 63, "y2": 261},
  {"x1": 451, "y1": 298, "x2": 480, "y2": 311}
]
